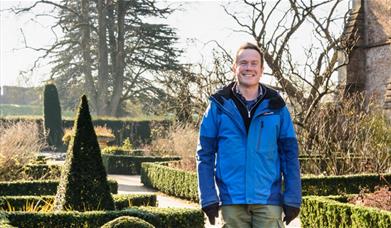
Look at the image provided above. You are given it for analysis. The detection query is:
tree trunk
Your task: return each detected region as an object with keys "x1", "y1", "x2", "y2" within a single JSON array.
[
  {"x1": 96, "y1": 0, "x2": 109, "y2": 115},
  {"x1": 109, "y1": 0, "x2": 128, "y2": 116},
  {"x1": 81, "y1": 0, "x2": 97, "y2": 112}
]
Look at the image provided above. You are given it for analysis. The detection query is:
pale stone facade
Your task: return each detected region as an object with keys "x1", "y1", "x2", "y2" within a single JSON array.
[{"x1": 342, "y1": 0, "x2": 391, "y2": 116}]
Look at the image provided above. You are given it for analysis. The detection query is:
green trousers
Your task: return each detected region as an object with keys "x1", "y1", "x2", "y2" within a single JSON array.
[{"x1": 220, "y1": 204, "x2": 285, "y2": 228}]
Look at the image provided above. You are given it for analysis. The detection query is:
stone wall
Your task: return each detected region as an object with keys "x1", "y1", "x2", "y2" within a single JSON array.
[
  {"x1": 365, "y1": 0, "x2": 391, "y2": 109},
  {"x1": 343, "y1": 0, "x2": 391, "y2": 115}
]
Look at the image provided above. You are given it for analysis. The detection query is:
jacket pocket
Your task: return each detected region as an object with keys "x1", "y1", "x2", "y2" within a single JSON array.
[{"x1": 256, "y1": 115, "x2": 279, "y2": 159}]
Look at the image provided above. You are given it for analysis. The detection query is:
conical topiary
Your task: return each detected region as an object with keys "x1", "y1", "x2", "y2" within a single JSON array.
[
  {"x1": 43, "y1": 82, "x2": 64, "y2": 149},
  {"x1": 53, "y1": 95, "x2": 115, "y2": 211}
]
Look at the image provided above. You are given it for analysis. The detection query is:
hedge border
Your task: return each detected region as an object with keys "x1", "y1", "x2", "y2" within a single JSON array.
[
  {"x1": 0, "y1": 179, "x2": 118, "y2": 196},
  {"x1": 301, "y1": 195, "x2": 391, "y2": 228},
  {"x1": 102, "y1": 155, "x2": 180, "y2": 175},
  {"x1": 141, "y1": 162, "x2": 198, "y2": 201},
  {"x1": 0, "y1": 194, "x2": 157, "y2": 211},
  {"x1": 4, "y1": 206, "x2": 204, "y2": 228},
  {"x1": 141, "y1": 162, "x2": 391, "y2": 202}
]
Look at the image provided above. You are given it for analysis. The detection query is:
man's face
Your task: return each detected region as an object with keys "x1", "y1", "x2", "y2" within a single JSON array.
[{"x1": 233, "y1": 49, "x2": 263, "y2": 88}]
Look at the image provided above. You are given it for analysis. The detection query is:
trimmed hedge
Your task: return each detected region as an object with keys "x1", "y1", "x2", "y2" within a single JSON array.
[
  {"x1": 141, "y1": 162, "x2": 391, "y2": 202},
  {"x1": 43, "y1": 83, "x2": 64, "y2": 148},
  {"x1": 141, "y1": 162, "x2": 198, "y2": 201},
  {"x1": 0, "y1": 117, "x2": 171, "y2": 147},
  {"x1": 101, "y1": 216, "x2": 155, "y2": 228},
  {"x1": 301, "y1": 195, "x2": 391, "y2": 228},
  {"x1": 54, "y1": 95, "x2": 115, "y2": 211},
  {"x1": 0, "y1": 194, "x2": 157, "y2": 211},
  {"x1": 102, "y1": 155, "x2": 180, "y2": 175},
  {"x1": 23, "y1": 164, "x2": 61, "y2": 179},
  {"x1": 3, "y1": 206, "x2": 204, "y2": 228},
  {"x1": 301, "y1": 174, "x2": 391, "y2": 196},
  {"x1": 0, "y1": 212, "x2": 15, "y2": 228},
  {"x1": 0, "y1": 179, "x2": 118, "y2": 196}
]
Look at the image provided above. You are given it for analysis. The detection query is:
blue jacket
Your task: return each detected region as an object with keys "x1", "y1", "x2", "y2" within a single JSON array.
[{"x1": 196, "y1": 83, "x2": 301, "y2": 208}]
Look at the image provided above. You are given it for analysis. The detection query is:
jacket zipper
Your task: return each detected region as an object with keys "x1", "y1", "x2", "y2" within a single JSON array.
[
  {"x1": 232, "y1": 90, "x2": 264, "y2": 119},
  {"x1": 256, "y1": 120, "x2": 264, "y2": 151}
]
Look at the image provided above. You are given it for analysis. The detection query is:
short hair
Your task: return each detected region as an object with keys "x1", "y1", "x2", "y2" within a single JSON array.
[{"x1": 235, "y1": 42, "x2": 264, "y2": 67}]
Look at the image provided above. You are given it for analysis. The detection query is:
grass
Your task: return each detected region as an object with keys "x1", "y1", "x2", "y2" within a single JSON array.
[{"x1": 0, "y1": 104, "x2": 74, "y2": 118}]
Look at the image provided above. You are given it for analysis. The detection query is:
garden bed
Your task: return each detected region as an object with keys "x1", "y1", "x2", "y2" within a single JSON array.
[{"x1": 348, "y1": 186, "x2": 390, "y2": 211}]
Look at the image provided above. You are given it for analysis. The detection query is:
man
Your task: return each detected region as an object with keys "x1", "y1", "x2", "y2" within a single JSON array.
[{"x1": 196, "y1": 42, "x2": 301, "y2": 227}]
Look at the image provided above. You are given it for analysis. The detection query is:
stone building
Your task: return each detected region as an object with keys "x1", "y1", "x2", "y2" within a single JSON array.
[
  {"x1": 0, "y1": 86, "x2": 39, "y2": 105},
  {"x1": 340, "y1": 0, "x2": 391, "y2": 117}
]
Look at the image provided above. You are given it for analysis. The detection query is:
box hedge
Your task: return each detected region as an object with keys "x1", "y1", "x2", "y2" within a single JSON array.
[
  {"x1": 0, "y1": 179, "x2": 118, "y2": 196},
  {"x1": 141, "y1": 162, "x2": 391, "y2": 202},
  {"x1": 23, "y1": 164, "x2": 62, "y2": 180},
  {"x1": 0, "y1": 194, "x2": 157, "y2": 211},
  {"x1": 101, "y1": 216, "x2": 154, "y2": 228},
  {"x1": 3, "y1": 206, "x2": 204, "y2": 228},
  {"x1": 301, "y1": 173, "x2": 391, "y2": 196},
  {"x1": 301, "y1": 195, "x2": 391, "y2": 228},
  {"x1": 141, "y1": 162, "x2": 198, "y2": 201},
  {"x1": 102, "y1": 155, "x2": 180, "y2": 175}
]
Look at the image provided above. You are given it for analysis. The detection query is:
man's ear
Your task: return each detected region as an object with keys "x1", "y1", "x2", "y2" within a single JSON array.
[{"x1": 232, "y1": 63, "x2": 237, "y2": 73}]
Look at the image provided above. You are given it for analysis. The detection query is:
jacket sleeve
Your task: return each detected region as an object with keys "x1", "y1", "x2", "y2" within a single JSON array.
[
  {"x1": 196, "y1": 102, "x2": 219, "y2": 208},
  {"x1": 278, "y1": 106, "x2": 302, "y2": 208}
]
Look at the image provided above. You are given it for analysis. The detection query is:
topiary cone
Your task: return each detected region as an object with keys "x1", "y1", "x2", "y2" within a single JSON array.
[
  {"x1": 43, "y1": 83, "x2": 64, "y2": 149},
  {"x1": 53, "y1": 95, "x2": 115, "y2": 211}
]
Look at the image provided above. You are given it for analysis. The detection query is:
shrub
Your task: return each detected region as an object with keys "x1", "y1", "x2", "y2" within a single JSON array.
[
  {"x1": 141, "y1": 162, "x2": 198, "y2": 201},
  {"x1": 0, "y1": 116, "x2": 171, "y2": 147},
  {"x1": 3, "y1": 207, "x2": 204, "y2": 228},
  {"x1": 0, "y1": 194, "x2": 157, "y2": 211},
  {"x1": 298, "y1": 93, "x2": 391, "y2": 175},
  {"x1": 141, "y1": 162, "x2": 391, "y2": 202},
  {"x1": 0, "y1": 121, "x2": 45, "y2": 181},
  {"x1": 101, "y1": 216, "x2": 155, "y2": 228},
  {"x1": 301, "y1": 195, "x2": 391, "y2": 228},
  {"x1": 101, "y1": 138, "x2": 137, "y2": 155},
  {"x1": 144, "y1": 123, "x2": 197, "y2": 171},
  {"x1": 102, "y1": 155, "x2": 180, "y2": 175},
  {"x1": 63, "y1": 126, "x2": 115, "y2": 148},
  {"x1": 0, "y1": 179, "x2": 118, "y2": 196},
  {"x1": 23, "y1": 163, "x2": 61, "y2": 180},
  {"x1": 54, "y1": 95, "x2": 115, "y2": 211},
  {"x1": 43, "y1": 83, "x2": 64, "y2": 150}
]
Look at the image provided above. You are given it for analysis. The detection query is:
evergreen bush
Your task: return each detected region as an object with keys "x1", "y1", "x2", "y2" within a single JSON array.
[
  {"x1": 101, "y1": 216, "x2": 155, "y2": 228},
  {"x1": 43, "y1": 83, "x2": 64, "y2": 150},
  {"x1": 53, "y1": 95, "x2": 115, "y2": 211}
]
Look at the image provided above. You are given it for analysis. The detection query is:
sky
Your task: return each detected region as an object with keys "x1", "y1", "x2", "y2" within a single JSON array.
[
  {"x1": 0, "y1": 0, "x2": 349, "y2": 89},
  {"x1": 0, "y1": 0, "x2": 252, "y2": 88}
]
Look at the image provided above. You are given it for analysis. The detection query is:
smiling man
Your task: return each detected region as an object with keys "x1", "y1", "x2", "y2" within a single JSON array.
[{"x1": 196, "y1": 42, "x2": 302, "y2": 227}]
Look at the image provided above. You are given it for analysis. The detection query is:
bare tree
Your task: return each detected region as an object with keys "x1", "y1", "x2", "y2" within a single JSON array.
[{"x1": 223, "y1": 0, "x2": 356, "y2": 125}]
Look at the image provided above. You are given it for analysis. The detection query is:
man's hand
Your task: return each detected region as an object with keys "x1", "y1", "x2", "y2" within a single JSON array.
[
  {"x1": 283, "y1": 204, "x2": 300, "y2": 225},
  {"x1": 202, "y1": 203, "x2": 219, "y2": 225}
]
